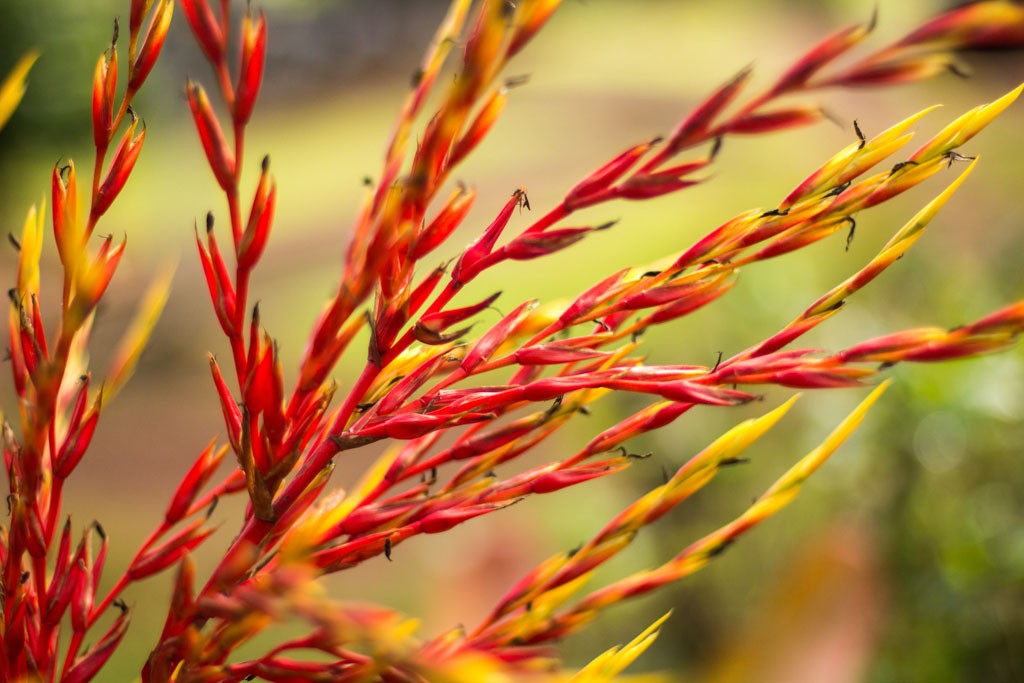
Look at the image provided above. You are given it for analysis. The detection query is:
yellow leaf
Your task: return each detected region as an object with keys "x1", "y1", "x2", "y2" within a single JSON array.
[
  {"x1": 712, "y1": 394, "x2": 799, "y2": 460},
  {"x1": 0, "y1": 51, "x2": 38, "y2": 132},
  {"x1": 659, "y1": 396, "x2": 799, "y2": 507},
  {"x1": 761, "y1": 380, "x2": 890, "y2": 500},
  {"x1": 290, "y1": 443, "x2": 402, "y2": 550},
  {"x1": 910, "y1": 84, "x2": 1022, "y2": 162},
  {"x1": 16, "y1": 202, "x2": 45, "y2": 297},
  {"x1": 102, "y1": 263, "x2": 176, "y2": 402},
  {"x1": 572, "y1": 612, "x2": 673, "y2": 682},
  {"x1": 957, "y1": 82, "x2": 1023, "y2": 146},
  {"x1": 882, "y1": 156, "x2": 978, "y2": 249},
  {"x1": 834, "y1": 106, "x2": 939, "y2": 187},
  {"x1": 531, "y1": 571, "x2": 594, "y2": 618}
]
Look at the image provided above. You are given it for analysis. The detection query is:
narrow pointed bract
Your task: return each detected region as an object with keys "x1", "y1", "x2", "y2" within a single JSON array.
[
  {"x1": 128, "y1": 0, "x2": 173, "y2": 94},
  {"x1": 0, "y1": 51, "x2": 38, "y2": 131}
]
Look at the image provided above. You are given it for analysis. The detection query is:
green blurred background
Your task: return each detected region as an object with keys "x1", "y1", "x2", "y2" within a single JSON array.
[{"x1": 1, "y1": 0, "x2": 1023, "y2": 680}]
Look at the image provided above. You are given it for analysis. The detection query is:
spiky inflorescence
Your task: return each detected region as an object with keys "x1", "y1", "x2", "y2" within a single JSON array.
[
  {"x1": 2, "y1": 2, "x2": 174, "y2": 679},
  {"x1": 3, "y1": 1, "x2": 1024, "y2": 681}
]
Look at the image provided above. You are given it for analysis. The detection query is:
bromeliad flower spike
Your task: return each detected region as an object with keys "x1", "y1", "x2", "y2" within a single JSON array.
[{"x1": 3, "y1": 1, "x2": 1024, "y2": 680}]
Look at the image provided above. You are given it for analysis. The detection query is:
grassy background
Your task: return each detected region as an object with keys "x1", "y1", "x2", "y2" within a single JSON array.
[{"x1": 1, "y1": 0, "x2": 1023, "y2": 680}]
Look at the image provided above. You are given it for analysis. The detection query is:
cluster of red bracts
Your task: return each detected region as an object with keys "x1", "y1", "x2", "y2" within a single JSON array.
[
  {"x1": 330, "y1": 290, "x2": 1024, "y2": 562},
  {"x1": 5, "y1": 213, "x2": 75, "y2": 673},
  {"x1": 38, "y1": 526, "x2": 123, "y2": 683},
  {"x1": 188, "y1": 25, "x2": 1024, "y2": 680},
  {"x1": 837, "y1": 300, "x2": 1024, "y2": 364},
  {"x1": 183, "y1": 0, "x2": 266, "y2": 188},
  {"x1": 90, "y1": 1, "x2": 169, "y2": 225},
  {"x1": 4, "y1": 0, "x2": 1024, "y2": 680},
  {"x1": 0, "y1": 499, "x2": 124, "y2": 682},
  {"x1": 194, "y1": 166, "x2": 275, "y2": 337},
  {"x1": 236, "y1": 3, "x2": 571, "y2": 432},
  {"x1": 112, "y1": 0, "x2": 1024, "y2": 679},
  {"x1": 208, "y1": 339, "x2": 300, "y2": 521},
  {"x1": 379, "y1": 297, "x2": 1024, "y2": 429},
  {"x1": 183, "y1": 0, "x2": 321, "y2": 529},
  {"x1": 1, "y1": 1, "x2": 175, "y2": 679}
]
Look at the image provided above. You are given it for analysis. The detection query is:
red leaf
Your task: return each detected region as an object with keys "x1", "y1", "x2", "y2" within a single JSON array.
[
  {"x1": 92, "y1": 122, "x2": 145, "y2": 219},
  {"x1": 238, "y1": 157, "x2": 276, "y2": 270},
  {"x1": 614, "y1": 173, "x2": 701, "y2": 200},
  {"x1": 376, "y1": 351, "x2": 453, "y2": 415},
  {"x1": 531, "y1": 461, "x2": 625, "y2": 494},
  {"x1": 413, "y1": 186, "x2": 476, "y2": 260},
  {"x1": 772, "y1": 19, "x2": 873, "y2": 93},
  {"x1": 893, "y1": 2, "x2": 1024, "y2": 50},
  {"x1": 187, "y1": 82, "x2": 236, "y2": 191},
  {"x1": 165, "y1": 440, "x2": 228, "y2": 524},
  {"x1": 566, "y1": 139, "x2": 657, "y2": 209},
  {"x1": 417, "y1": 501, "x2": 515, "y2": 534},
  {"x1": 415, "y1": 291, "x2": 501, "y2": 344},
  {"x1": 513, "y1": 343, "x2": 609, "y2": 366},
  {"x1": 180, "y1": 0, "x2": 224, "y2": 64},
  {"x1": 128, "y1": 519, "x2": 215, "y2": 580},
  {"x1": 460, "y1": 299, "x2": 536, "y2": 375},
  {"x1": 503, "y1": 225, "x2": 604, "y2": 260},
  {"x1": 726, "y1": 105, "x2": 822, "y2": 134},
  {"x1": 452, "y1": 189, "x2": 527, "y2": 284},
  {"x1": 91, "y1": 50, "x2": 117, "y2": 150},
  {"x1": 449, "y1": 86, "x2": 508, "y2": 168},
  {"x1": 63, "y1": 606, "x2": 130, "y2": 683},
  {"x1": 235, "y1": 11, "x2": 267, "y2": 124},
  {"x1": 666, "y1": 64, "x2": 752, "y2": 151},
  {"x1": 209, "y1": 354, "x2": 242, "y2": 450},
  {"x1": 129, "y1": 0, "x2": 173, "y2": 93},
  {"x1": 55, "y1": 405, "x2": 101, "y2": 479}
]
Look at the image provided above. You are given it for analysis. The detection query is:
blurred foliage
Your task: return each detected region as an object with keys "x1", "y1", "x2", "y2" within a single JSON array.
[
  {"x1": 0, "y1": 1, "x2": 110, "y2": 153},
  {"x1": 1, "y1": 0, "x2": 1022, "y2": 680},
  {"x1": 866, "y1": 372, "x2": 1024, "y2": 682}
]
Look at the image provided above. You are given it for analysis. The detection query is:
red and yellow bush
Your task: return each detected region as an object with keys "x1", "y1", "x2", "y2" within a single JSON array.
[{"x1": 2, "y1": 1, "x2": 1023, "y2": 680}]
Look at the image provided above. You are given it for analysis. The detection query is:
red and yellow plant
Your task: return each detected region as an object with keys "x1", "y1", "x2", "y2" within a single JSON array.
[{"x1": 3, "y1": 1, "x2": 1024, "y2": 680}]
